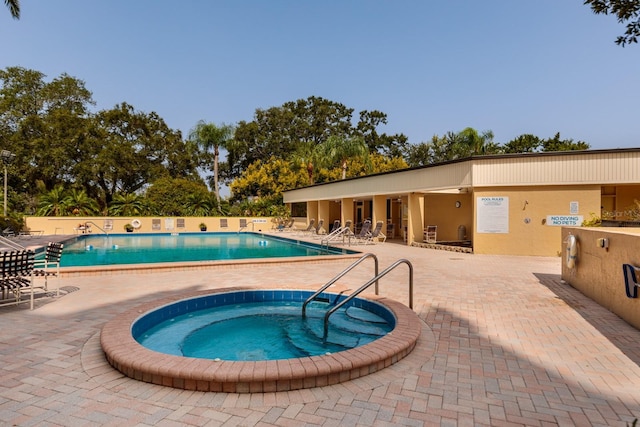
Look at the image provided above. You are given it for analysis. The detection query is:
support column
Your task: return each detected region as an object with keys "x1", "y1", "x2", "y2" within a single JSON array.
[
  {"x1": 317, "y1": 200, "x2": 330, "y2": 233},
  {"x1": 372, "y1": 195, "x2": 387, "y2": 228},
  {"x1": 341, "y1": 198, "x2": 354, "y2": 227},
  {"x1": 407, "y1": 193, "x2": 425, "y2": 245},
  {"x1": 307, "y1": 201, "x2": 319, "y2": 226}
]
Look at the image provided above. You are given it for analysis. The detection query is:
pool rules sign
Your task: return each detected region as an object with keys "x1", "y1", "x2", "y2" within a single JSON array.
[{"x1": 477, "y1": 197, "x2": 509, "y2": 233}]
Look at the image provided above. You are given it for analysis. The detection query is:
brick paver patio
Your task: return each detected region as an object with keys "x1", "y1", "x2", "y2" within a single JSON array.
[{"x1": 1, "y1": 237, "x2": 639, "y2": 426}]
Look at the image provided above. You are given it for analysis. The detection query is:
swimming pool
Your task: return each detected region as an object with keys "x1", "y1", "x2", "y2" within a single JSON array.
[{"x1": 59, "y1": 233, "x2": 355, "y2": 267}]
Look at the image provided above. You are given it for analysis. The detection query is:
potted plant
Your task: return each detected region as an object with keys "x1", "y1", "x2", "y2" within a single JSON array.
[
  {"x1": 124, "y1": 223, "x2": 134, "y2": 233},
  {"x1": 199, "y1": 222, "x2": 207, "y2": 232}
]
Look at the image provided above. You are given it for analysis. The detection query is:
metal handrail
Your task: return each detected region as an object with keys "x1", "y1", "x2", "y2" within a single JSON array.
[
  {"x1": 83, "y1": 221, "x2": 109, "y2": 235},
  {"x1": 320, "y1": 226, "x2": 354, "y2": 249},
  {"x1": 322, "y1": 258, "x2": 413, "y2": 338},
  {"x1": 302, "y1": 253, "x2": 379, "y2": 317},
  {"x1": 0, "y1": 235, "x2": 25, "y2": 250},
  {"x1": 238, "y1": 221, "x2": 255, "y2": 233}
]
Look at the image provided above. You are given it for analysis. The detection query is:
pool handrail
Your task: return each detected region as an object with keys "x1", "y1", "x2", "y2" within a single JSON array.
[
  {"x1": 301, "y1": 253, "x2": 379, "y2": 317},
  {"x1": 322, "y1": 258, "x2": 414, "y2": 339},
  {"x1": 238, "y1": 221, "x2": 255, "y2": 233},
  {"x1": 83, "y1": 221, "x2": 109, "y2": 235}
]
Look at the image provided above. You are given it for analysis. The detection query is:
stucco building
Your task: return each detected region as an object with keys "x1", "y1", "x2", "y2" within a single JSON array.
[{"x1": 283, "y1": 148, "x2": 640, "y2": 256}]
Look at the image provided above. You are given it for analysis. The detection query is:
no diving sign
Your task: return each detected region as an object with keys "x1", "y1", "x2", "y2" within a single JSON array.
[{"x1": 546, "y1": 215, "x2": 583, "y2": 226}]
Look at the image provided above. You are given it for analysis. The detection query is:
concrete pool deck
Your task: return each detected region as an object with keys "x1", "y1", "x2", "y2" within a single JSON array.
[{"x1": 1, "y1": 236, "x2": 640, "y2": 425}]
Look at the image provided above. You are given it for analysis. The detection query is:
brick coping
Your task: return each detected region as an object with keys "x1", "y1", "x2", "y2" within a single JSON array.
[
  {"x1": 61, "y1": 253, "x2": 363, "y2": 277},
  {"x1": 100, "y1": 287, "x2": 422, "y2": 393}
]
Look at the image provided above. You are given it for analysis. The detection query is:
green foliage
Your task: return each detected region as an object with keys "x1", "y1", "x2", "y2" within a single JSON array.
[
  {"x1": 320, "y1": 135, "x2": 371, "y2": 179},
  {"x1": 144, "y1": 176, "x2": 212, "y2": 216},
  {"x1": 586, "y1": 0, "x2": 640, "y2": 45},
  {"x1": 108, "y1": 193, "x2": 145, "y2": 216},
  {"x1": 230, "y1": 157, "x2": 308, "y2": 202},
  {"x1": 189, "y1": 120, "x2": 234, "y2": 204},
  {"x1": 228, "y1": 96, "x2": 406, "y2": 180},
  {"x1": 0, "y1": 67, "x2": 199, "y2": 215},
  {"x1": 4, "y1": 0, "x2": 20, "y2": 19},
  {"x1": 404, "y1": 129, "x2": 591, "y2": 167},
  {"x1": 581, "y1": 213, "x2": 602, "y2": 227},
  {"x1": 35, "y1": 185, "x2": 99, "y2": 216},
  {"x1": 229, "y1": 194, "x2": 287, "y2": 217}
]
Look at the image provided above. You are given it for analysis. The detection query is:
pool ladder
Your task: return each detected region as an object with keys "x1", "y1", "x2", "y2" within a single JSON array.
[{"x1": 301, "y1": 253, "x2": 414, "y2": 338}]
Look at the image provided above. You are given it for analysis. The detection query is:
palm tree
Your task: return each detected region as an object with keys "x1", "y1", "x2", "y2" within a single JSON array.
[
  {"x1": 36, "y1": 186, "x2": 67, "y2": 216},
  {"x1": 457, "y1": 127, "x2": 499, "y2": 156},
  {"x1": 4, "y1": 0, "x2": 19, "y2": 19},
  {"x1": 108, "y1": 192, "x2": 144, "y2": 216},
  {"x1": 321, "y1": 135, "x2": 371, "y2": 179},
  {"x1": 66, "y1": 189, "x2": 99, "y2": 216},
  {"x1": 289, "y1": 141, "x2": 322, "y2": 185},
  {"x1": 184, "y1": 193, "x2": 213, "y2": 216},
  {"x1": 189, "y1": 120, "x2": 234, "y2": 206}
]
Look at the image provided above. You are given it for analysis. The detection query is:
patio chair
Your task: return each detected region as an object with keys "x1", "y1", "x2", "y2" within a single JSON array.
[
  {"x1": 424, "y1": 225, "x2": 437, "y2": 243},
  {"x1": 33, "y1": 242, "x2": 63, "y2": 297},
  {"x1": 0, "y1": 250, "x2": 36, "y2": 309}
]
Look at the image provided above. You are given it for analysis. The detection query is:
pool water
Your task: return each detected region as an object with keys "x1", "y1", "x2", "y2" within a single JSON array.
[
  {"x1": 133, "y1": 291, "x2": 395, "y2": 361},
  {"x1": 59, "y1": 233, "x2": 353, "y2": 267}
]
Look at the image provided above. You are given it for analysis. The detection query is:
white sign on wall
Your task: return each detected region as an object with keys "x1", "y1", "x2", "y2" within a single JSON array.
[
  {"x1": 570, "y1": 201, "x2": 579, "y2": 215},
  {"x1": 546, "y1": 215, "x2": 584, "y2": 226},
  {"x1": 477, "y1": 197, "x2": 509, "y2": 233}
]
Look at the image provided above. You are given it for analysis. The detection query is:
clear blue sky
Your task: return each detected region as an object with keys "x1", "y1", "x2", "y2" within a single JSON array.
[{"x1": 2, "y1": 1, "x2": 639, "y2": 150}]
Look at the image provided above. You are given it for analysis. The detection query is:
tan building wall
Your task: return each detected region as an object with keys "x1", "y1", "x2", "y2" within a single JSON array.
[
  {"x1": 24, "y1": 216, "x2": 274, "y2": 235},
  {"x1": 472, "y1": 185, "x2": 602, "y2": 256},
  {"x1": 561, "y1": 227, "x2": 640, "y2": 330},
  {"x1": 423, "y1": 193, "x2": 473, "y2": 241}
]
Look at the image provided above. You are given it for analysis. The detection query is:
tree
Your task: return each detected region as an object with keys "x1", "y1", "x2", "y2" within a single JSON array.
[
  {"x1": 144, "y1": 176, "x2": 210, "y2": 216},
  {"x1": 229, "y1": 96, "x2": 355, "y2": 178},
  {"x1": 65, "y1": 188, "x2": 99, "y2": 216},
  {"x1": 585, "y1": 0, "x2": 640, "y2": 46},
  {"x1": 541, "y1": 132, "x2": 590, "y2": 152},
  {"x1": 229, "y1": 157, "x2": 308, "y2": 202},
  {"x1": 355, "y1": 110, "x2": 408, "y2": 157},
  {"x1": 320, "y1": 135, "x2": 371, "y2": 180},
  {"x1": 502, "y1": 134, "x2": 542, "y2": 153},
  {"x1": 4, "y1": 0, "x2": 19, "y2": 19},
  {"x1": 108, "y1": 192, "x2": 145, "y2": 216},
  {"x1": 188, "y1": 120, "x2": 234, "y2": 207},
  {"x1": 82, "y1": 102, "x2": 192, "y2": 207},
  {"x1": 36, "y1": 186, "x2": 67, "y2": 216}
]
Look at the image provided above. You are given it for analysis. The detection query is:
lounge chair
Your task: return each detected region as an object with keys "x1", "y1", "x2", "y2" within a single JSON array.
[
  {"x1": 311, "y1": 219, "x2": 326, "y2": 238},
  {"x1": 296, "y1": 219, "x2": 315, "y2": 236},
  {"x1": 356, "y1": 220, "x2": 386, "y2": 245},
  {"x1": 350, "y1": 220, "x2": 372, "y2": 244},
  {"x1": 2, "y1": 227, "x2": 15, "y2": 238},
  {"x1": 282, "y1": 218, "x2": 296, "y2": 232},
  {"x1": 33, "y1": 242, "x2": 63, "y2": 296},
  {"x1": 370, "y1": 221, "x2": 386, "y2": 243}
]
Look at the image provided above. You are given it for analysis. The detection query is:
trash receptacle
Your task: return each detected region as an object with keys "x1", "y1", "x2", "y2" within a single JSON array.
[{"x1": 457, "y1": 225, "x2": 466, "y2": 240}]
